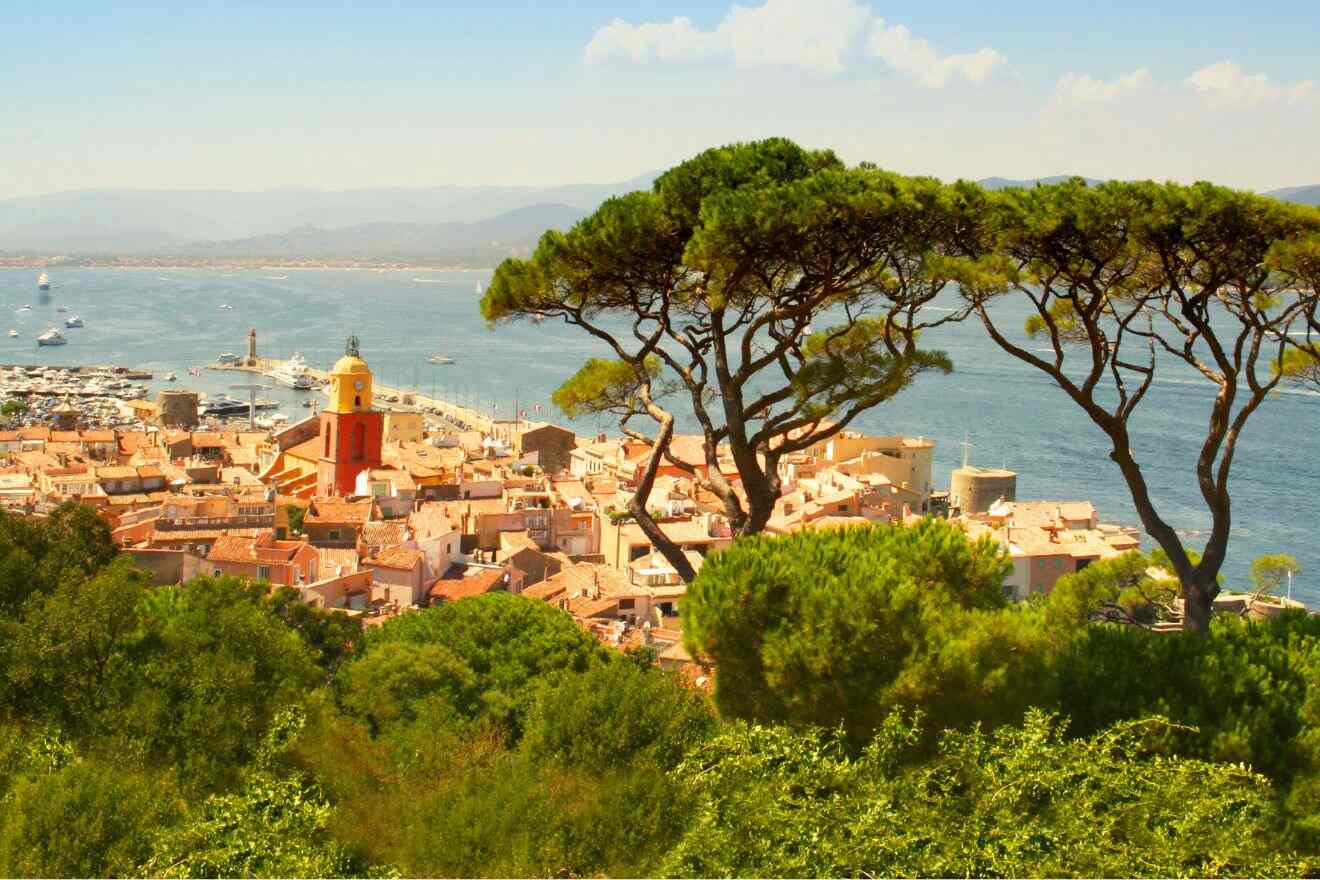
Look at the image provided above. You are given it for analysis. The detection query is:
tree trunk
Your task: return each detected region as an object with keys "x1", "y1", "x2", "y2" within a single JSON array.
[
  {"x1": 626, "y1": 410, "x2": 698, "y2": 584},
  {"x1": 1183, "y1": 577, "x2": 1215, "y2": 634}
]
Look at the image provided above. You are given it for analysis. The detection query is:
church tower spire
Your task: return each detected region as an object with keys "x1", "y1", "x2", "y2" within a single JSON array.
[{"x1": 316, "y1": 336, "x2": 384, "y2": 496}]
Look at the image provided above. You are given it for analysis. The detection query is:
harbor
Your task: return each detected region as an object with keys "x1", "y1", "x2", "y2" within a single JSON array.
[{"x1": 209, "y1": 354, "x2": 501, "y2": 434}]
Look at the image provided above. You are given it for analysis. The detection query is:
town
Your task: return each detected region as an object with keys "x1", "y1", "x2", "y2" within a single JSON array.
[{"x1": 0, "y1": 330, "x2": 1163, "y2": 677}]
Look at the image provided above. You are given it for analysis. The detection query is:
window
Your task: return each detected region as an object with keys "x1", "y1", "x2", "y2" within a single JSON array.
[
  {"x1": 213, "y1": 569, "x2": 222, "y2": 577},
  {"x1": 354, "y1": 395, "x2": 361, "y2": 408},
  {"x1": 618, "y1": 598, "x2": 635, "y2": 610},
  {"x1": 324, "y1": 425, "x2": 332, "y2": 458},
  {"x1": 257, "y1": 565, "x2": 271, "y2": 581},
  {"x1": 328, "y1": 529, "x2": 341, "y2": 541},
  {"x1": 629, "y1": 544, "x2": 649, "y2": 561}
]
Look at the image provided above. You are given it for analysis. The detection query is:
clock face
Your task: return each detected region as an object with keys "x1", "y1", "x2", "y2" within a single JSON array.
[{"x1": 353, "y1": 379, "x2": 365, "y2": 391}]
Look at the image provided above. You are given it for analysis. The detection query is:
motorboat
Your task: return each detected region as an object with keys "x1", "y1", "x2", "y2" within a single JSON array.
[
  {"x1": 164, "y1": 372, "x2": 178, "y2": 382},
  {"x1": 37, "y1": 273, "x2": 50, "y2": 291},
  {"x1": 56, "y1": 305, "x2": 67, "y2": 313},
  {"x1": 267, "y1": 352, "x2": 316, "y2": 389},
  {"x1": 17, "y1": 305, "x2": 31, "y2": 312},
  {"x1": 7, "y1": 330, "x2": 16, "y2": 339},
  {"x1": 428, "y1": 355, "x2": 455, "y2": 365},
  {"x1": 37, "y1": 328, "x2": 67, "y2": 346},
  {"x1": 218, "y1": 304, "x2": 234, "y2": 310},
  {"x1": 200, "y1": 394, "x2": 249, "y2": 417},
  {"x1": 64, "y1": 315, "x2": 83, "y2": 328},
  {"x1": 263, "y1": 274, "x2": 288, "y2": 280}
]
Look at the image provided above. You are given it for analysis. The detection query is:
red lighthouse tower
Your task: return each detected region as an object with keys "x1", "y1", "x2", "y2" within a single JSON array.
[{"x1": 316, "y1": 335, "x2": 384, "y2": 496}]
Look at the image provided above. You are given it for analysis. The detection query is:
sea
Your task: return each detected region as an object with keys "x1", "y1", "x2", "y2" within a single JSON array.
[{"x1": 4, "y1": 266, "x2": 1317, "y2": 607}]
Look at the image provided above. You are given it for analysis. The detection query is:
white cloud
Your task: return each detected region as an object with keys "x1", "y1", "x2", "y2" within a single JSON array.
[
  {"x1": 1185, "y1": 61, "x2": 1315, "y2": 108},
  {"x1": 584, "y1": 17, "x2": 724, "y2": 65},
  {"x1": 866, "y1": 21, "x2": 1003, "y2": 87},
  {"x1": 1053, "y1": 68, "x2": 1151, "y2": 104},
  {"x1": 584, "y1": 0, "x2": 1003, "y2": 84}
]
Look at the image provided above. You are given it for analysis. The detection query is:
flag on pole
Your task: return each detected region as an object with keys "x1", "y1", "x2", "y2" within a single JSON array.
[{"x1": 533, "y1": 403, "x2": 542, "y2": 412}]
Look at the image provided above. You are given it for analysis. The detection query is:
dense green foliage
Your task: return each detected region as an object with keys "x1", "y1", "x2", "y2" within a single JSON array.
[
  {"x1": 5, "y1": 140, "x2": 1320, "y2": 876},
  {"x1": 682, "y1": 519, "x2": 1048, "y2": 743},
  {"x1": 667, "y1": 713, "x2": 1307, "y2": 877},
  {"x1": 3, "y1": 493, "x2": 1320, "y2": 877}
]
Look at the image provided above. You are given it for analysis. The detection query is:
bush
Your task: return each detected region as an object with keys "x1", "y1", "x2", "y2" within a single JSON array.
[{"x1": 682, "y1": 520, "x2": 1019, "y2": 743}]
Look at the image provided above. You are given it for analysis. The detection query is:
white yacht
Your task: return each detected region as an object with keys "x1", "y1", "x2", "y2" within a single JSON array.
[
  {"x1": 37, "y1": 328, "x2": 67, "y2": 346},
  {"x1": 37, "y1": 273, "x2": 50, "y2": 291},
  {"x1": 7, "y1": 329, "x2": 17, "y2": 339},
  {"x1": 17, "y1": 305, "x2": 31, "y2": 312},
  {"x1": 428, "y1": 355, "x2": 455, "y2": 365},
  {"x1": 218, "y1": 303, "x2": 234, "y2": 310},
  {"x1": 268, "y1": 352, "x2": 316, "y2": 389},
  {"x1": 64, "y1": 315, "x2": 83, "y2": 328}
]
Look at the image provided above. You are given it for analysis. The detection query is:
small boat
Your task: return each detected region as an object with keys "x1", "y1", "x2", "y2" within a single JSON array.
[
  {"x1": 475, "y1": 281, "x2": 483, "y2": 295},
  {"x1": 413, "y1": 277, "x2": 445, "y2": 284},
  {"x1": 164, "y1": 372, "x2": 177, "y2": 382},
  {"x1": 7, "y1": 330, "x2": 17, "y2": 339},
  {"x1": 17, "y1": 305, "x2": 31, "y2": 312},
  {"x1": 37, "y1": 328, "x2": 67, "y2": 347},
  {"x1": 263, "y1": 274, "x2": 288, "y2": 280},
  {"x1": 37, "y1": 273, "x2": 50, "y2": 291},
  {"x1": 428, "y1": 355, "x2": 455, "y2": 365},
  {"x1": 64, "y1": 315, "x2": 83, "y2": 328},
  {"x1": 218, "y1": 303, "x2": 234, "y2": 310},
  {"x1": 56, "y1": 305, "x2": 67, "y2": 313}
]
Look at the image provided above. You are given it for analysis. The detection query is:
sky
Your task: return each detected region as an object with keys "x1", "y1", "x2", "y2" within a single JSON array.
[{"x1": 1, "y1": 0, "x2": 1317, "y2": 199}]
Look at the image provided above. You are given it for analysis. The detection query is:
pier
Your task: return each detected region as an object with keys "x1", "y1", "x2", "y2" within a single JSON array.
[{"x1": 209, "y1": 357, "x2": 500, "y2": 434}]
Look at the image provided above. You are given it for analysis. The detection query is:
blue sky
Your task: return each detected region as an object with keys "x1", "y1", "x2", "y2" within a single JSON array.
[{"x1": 2, "y1": 0, "x2": 1316, "y2": 198}]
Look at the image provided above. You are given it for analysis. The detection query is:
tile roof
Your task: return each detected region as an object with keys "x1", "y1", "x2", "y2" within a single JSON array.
[
  {"x1": 306, "y1": 497, "x2": 375, "y2": 525},
  {"x1": 360, "y1": 520, "x2": 410, "y2": 547},
  {"x1": 318, "y1": 547, "x2": 360, "y2": 576},
  {"x1": 208, "y1": 532, "x2": 310, "y2": 565},
  {"x1": 429, "y1": 567, "x2": 508, "y2": 601},
  {"x1": 363, "y1": 545, "x2": 424, "y2": 571}
]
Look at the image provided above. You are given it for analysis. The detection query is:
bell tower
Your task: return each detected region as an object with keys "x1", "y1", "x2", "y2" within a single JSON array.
[{"x1": 316, "y1": 335, "x2": 384, "y2": 496}]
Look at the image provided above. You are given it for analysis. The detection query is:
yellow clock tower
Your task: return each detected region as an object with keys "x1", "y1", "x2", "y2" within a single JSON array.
[{"x1": 316, "y1": 335, "x2": 384, "y2": 495}]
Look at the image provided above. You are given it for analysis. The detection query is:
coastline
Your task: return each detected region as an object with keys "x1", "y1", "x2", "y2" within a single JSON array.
[{"x1": 0, "y1": 260, "x2": 492, "y2": 272}]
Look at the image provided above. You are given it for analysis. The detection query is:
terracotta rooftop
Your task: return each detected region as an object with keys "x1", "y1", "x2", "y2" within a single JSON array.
[
  {"x1": 360, "y1": 520, "x2": 410, "y2": 548},
  {"x1": 429, "y1": 566, "x2": 509, "y2": 601},
  {"x1": 208, "y1": 532, "x2": 310, "y2": 565},
  {"x1": 306, "y1": 497, "x2": 376, "y2": 525},
  {"x1": 317, "y1": 547, "x2": 360, "y2": 576},
  {"x1": 363, "y1": 545, "x2": 425, "y2": 571}
]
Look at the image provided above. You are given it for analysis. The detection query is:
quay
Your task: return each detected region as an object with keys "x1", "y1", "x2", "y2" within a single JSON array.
[
  {"x1": 209, "y1": 357, "x2": 499, "y2": 434},
  {"x1": 0, "y1": 363, "x2": 153, "y2": 380}
]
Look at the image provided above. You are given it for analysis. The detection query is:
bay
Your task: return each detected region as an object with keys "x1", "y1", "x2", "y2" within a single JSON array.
[{"x1": 3, "y1": 266, "x2": 1316, "y2": 606}]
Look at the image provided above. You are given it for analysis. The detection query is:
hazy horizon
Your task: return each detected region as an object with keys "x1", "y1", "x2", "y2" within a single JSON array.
[{"x1": 4, "y1": 0, "x2": 1317, "y2": 200}]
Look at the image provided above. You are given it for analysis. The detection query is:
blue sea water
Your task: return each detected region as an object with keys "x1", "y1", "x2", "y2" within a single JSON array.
[{"x1": 3, "y1": 266, "x2": 1317, "y2": 606}]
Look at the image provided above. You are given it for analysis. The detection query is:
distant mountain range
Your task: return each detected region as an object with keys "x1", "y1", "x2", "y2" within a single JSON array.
[
  {"x1": 0, "y1": 174, "x2": 655, "y2": 257},
  {"x1": 1, "y1": 170, "x2": 1316, "y2": 265},
  {"x1": 977, "y1": 176, "x2": 1320, "y2": 208},
  {"x1": 169, "y1": 202, "x2": 588, "y2": 264},
  {"x1": 1266, "y1": 184, "x2": 1320, "y2": 206},
  {"x1": 976, "y1": 175, "x2": 1106, "y2": 190}
]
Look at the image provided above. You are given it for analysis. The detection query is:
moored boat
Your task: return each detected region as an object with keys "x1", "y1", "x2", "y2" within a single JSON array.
[
  {"x1": 65, "y1": 315, "x2": 84, "y2": 328},
  {"x1": 37, "y1": 328, "x2": 67, "y2": 347},
  {"x1": 37, "y1": 273, "x2": 50, "y2": 291}
]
